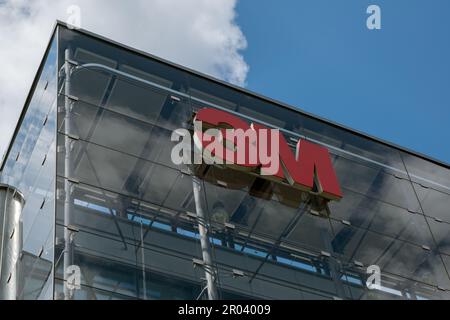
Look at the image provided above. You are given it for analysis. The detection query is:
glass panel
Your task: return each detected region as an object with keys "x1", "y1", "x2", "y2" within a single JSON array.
[
  {"x1": 333, "y1": 155, "x2": 420, "y2": 211},
  {"x1": 414, "y1": 183, "x2": 450, "y2": 223},
  {"x1": 188, "y1": 75, "x2": 241, "y2": 112},
  {"x1": 65, "y1": 68, "x2": 114, "y2": 107},
  {"x1": 58, "y1": 27, "x2": 190, "y2": 94},
  {"x1": 162, "y1": 173, "x2": 197, "y2": 214},
  {"x1": 56, "y1": 133, "x2": 180, "y2": 205},
  {"x1": 238, "y1": 96, "x2": 291, "y2": 130},
  {"x1": 282, "y1": 211, "x2": 334, "y2": 253},
  {"x1": 330, "y1": 221, "x2": 450, "y2": 288},
  {"x1": 440, "y1": 254, "x2": 450, "y2": 291},
  {"x1": 402, "y1": 152, "x2": 450, "y2": 194},
  {"x1": 204, "y1": 180, "x2": 256, "y2": 228},
  {"x1": 427, "y1": 218, "x2": 450, "y2": 256},
  {"x1": 58, "y1": 97, "x2": 185, "y2": 170},
  {"x1": 62, "y1": 68, "x2": 190, "y2": 132},
  {"x1": 302, "y1": 117, "x2": 407, "y2": 174},
  {"x1": 17, "y1": 250, "x2": 53, "y2": 300},
  {"x1": 2, "y1": 77, "x2": 57, "y2": 187},
  {"x1": 105, "y1": 78, "x2": 175, "y2": 127},
  {"x1": 22, "y1": 176, "x2": 55, "y2": 256},
  {"x1": 0, "y1": 36, "x2": 57, "y2": 301},
  {"x1": 379, "y1": 243, "x2": 450, "y2": 289},
  {"x1": 188, "y1": 74, "x2": 301, "y2": 137},
  {"x1": 329, "y1": 188, "x2": 434, "y2": 247}
]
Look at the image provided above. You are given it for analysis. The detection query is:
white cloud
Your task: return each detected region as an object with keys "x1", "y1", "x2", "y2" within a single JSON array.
[{"x1": 0, "y1": 0, "x2": 248, "y2": 162}]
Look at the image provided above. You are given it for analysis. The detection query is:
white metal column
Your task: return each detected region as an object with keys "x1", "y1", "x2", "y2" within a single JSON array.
[
  {"x1": 63, "y1": 48, "x2": 75, "y2": 300},
  {"x1": 0, "y1": 184, "x2": 25, "y2": 300}
]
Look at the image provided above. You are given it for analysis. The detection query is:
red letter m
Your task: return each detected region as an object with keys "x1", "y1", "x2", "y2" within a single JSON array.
[{"x1": 274, "y1": 137, "x2": 342, "y2": 200}]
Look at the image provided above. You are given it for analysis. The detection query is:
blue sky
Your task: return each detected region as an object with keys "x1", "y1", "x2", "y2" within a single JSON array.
[{"x1": 236, "y1": 0, "x2": 450, "y2": 164}]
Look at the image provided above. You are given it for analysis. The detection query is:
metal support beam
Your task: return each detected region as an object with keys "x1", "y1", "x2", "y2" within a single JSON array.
[
  {"x1": 191, "y1": 176, "x2": 218, "y2": 300},
  {"x1": 63, "y1": 49, "x2": 75, "y2": 300},
  {"x1": 321, "y1": 230, "x2": 347, "y2": 299}
]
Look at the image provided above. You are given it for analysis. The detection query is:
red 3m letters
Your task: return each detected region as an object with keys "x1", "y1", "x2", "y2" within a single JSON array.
[{"x1": 194, "y1": 108, "x2": 342, "y2": 201}]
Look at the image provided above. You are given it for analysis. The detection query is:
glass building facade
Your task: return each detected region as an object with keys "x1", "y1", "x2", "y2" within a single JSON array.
[{"x1": 1, "y1": 22, "x2": 450, "y2": 300}]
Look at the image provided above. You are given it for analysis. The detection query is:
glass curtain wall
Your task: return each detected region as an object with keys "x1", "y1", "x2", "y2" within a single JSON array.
[
  {"x1": 54, "y1": 25, "x2": 450, "y2": 300},
  {"x1": 0, "y1": 37, "x2": 57, "y2": 300}
]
